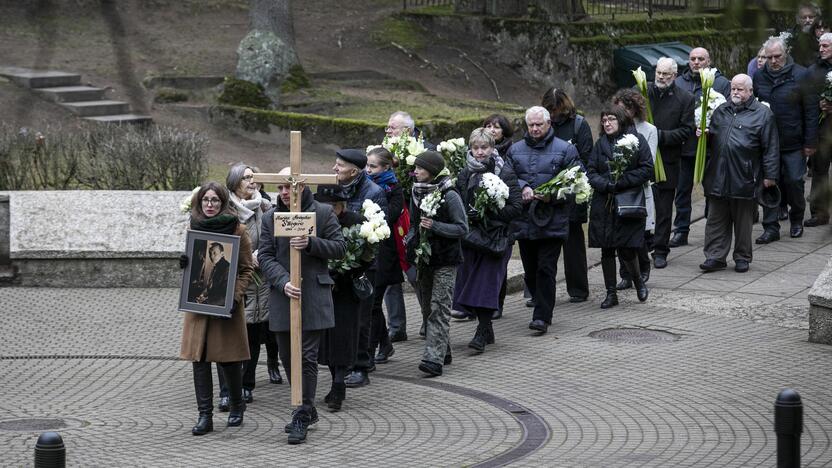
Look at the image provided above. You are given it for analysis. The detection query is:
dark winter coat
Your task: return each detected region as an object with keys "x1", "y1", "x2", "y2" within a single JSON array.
[
  {"x1": 587, "y1": 131, "x2": 654, "y2": 249},
  {"x1": 259, "y1": 187, "x2": 347, "y2": 332},
  {"x1": 406, "y1": 177, "x2": 468, "y2": 269},
  {"x1": 345, "y1": 174, "x2": 388, "y2": 214},
  {"x1": 506, "y1": 128, "x2": 582, "y2": 240},
  {"x1": 647, "y1": 81, "x2": 696, "y2": 169},
  {"x1": 374, "y1": 183, "x2": 404, "y2": 287},
  {"x1": 552, "y1": 114, "x2": 594, "y2": 223},
  {"x1": 455, "y1": 153, "x2": 523, "y2": 242},
  {"x1": 753, "y1": 61, "x2": 819, "y2": 152},
  {"x1": 494, "y1": 137, "x2": 513, "y2": 158},
  {"x1": 675, "y1": 69, "x2": 731, "y2": 158},
  {"x1": 788, "y1": 26, "x2": 819, "y2": 67},
  {"x1": 704, "y1": 98, "x2": 780, "y2": 200},
  {"x1": 318, "y1": 210, "x2": 365, "y2": 368}
]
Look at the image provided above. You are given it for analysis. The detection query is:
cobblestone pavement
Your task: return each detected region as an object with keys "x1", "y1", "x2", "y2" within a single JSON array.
[{"x1": 1, "y1": 218, "x2": 831, "y2": 466}]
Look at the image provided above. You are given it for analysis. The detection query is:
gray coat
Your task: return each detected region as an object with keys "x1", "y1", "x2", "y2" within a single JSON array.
[{"x1": 258, "y1": 188, "x2": 346, "y2": 332}]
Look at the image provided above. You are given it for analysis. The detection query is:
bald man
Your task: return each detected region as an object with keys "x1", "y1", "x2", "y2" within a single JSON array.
[
  {"x1": 700, "y1": 74, "x2": 779, "y2": 274},
  {"x1": 672, "y1": 47, "x2": 732, "y2": 248}
]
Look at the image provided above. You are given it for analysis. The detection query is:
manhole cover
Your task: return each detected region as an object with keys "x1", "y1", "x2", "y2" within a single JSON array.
[
  {"x1": 589, "y1": 328, "x2": 679, "y2": 344},
  {"x1": 0, "y1": 418, "x2": 85, "y2": 431}
]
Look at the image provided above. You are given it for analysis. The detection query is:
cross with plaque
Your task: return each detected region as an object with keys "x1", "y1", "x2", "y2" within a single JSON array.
[{"x1": 253, "y1": 131, "x2": 337, "y2": 406}]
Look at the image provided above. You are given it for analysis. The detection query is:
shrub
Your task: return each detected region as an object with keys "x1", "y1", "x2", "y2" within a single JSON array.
[
  {"x1": 154, "y1": 88, "x2": 190, "y2": 104},
  {"x1": 0, "y1": 123, "x2": 208, "y2": 190},
  {"x1": 217, "y1": 77, "x2": 272, "y2": 109}
]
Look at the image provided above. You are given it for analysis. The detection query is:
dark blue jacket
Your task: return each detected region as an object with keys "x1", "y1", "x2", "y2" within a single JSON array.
[
  {"x1": 345, "y1": 174, "x2": 388, "y2": 214},
  {"x1": 506, "y1": 128, "x2": 582, "y2": 240},
  {"x1": 753, "y1": 61, "x2": 819, "y2": 152}
]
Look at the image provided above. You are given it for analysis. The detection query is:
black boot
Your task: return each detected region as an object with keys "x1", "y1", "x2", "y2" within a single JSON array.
[
  {"x1": 192, "y1": 362, "x2": 213, "y2": 436},
  {"x1": 328, "y1": 383, "x2": 346, "y2": 412},
  {"x1": 268, "y1": 358, "x2": 283, "y2": 384},
  {"x1": 624, "y1": 256, "x2": 648, "y2": 302},
  {"x1": 223, "y1": 362, "x2": 246, "y2": 427},
  {"x1": 484, "y1": 320, "x2": 495, "y2": 345},
  {"x1": 601, "y1": 256, "x2": 619, "y2": 309},
  {"x1": 468, "y1": 324, "x2": 487, "y2": 353}
]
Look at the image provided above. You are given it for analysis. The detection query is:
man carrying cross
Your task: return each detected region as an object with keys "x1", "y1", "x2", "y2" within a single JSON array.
[{"x1": 258, "y1": 166, "x2": 346, "y2": 444}]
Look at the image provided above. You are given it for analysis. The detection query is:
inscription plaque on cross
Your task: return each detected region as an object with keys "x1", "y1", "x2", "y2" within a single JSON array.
[{"x1": 253, "y1": 131, "x2": 337, "y2": 406}]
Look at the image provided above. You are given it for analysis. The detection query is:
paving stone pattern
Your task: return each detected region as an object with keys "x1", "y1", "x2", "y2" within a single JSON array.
[{"x1": 1, "y1": 213, "x2": 831, "y2": 466}]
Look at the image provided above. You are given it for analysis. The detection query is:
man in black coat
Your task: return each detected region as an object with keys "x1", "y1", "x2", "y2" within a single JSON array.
[
  {"x1": 204, "y1": 242, "x2": 230, "y2": 306},
  {"x1": 647, "y1": 57, "x2": 696, "y2": 269},
  {"x1": 701, "y1": 74, "x2": 779, "y2": 274},
  {"x1": 672, "y1": 46, "x2": 732, "y2": 248},
  {"x1": 753, "y1": 35, "x2": 819, "y2": 242},
  {"x1": 806, "y1": 32, "x2": 832, "y2": 227}
]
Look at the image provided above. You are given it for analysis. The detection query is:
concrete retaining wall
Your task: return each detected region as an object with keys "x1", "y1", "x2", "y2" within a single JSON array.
[{"x1": 809, "y1": 258, "x2": 832, "y2": 345}]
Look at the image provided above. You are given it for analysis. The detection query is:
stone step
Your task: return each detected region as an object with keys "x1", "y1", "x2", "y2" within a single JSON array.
[
  {"x1": 61, "y1": 100, "x2": 130, "y2": 117},
  {"x1": 83, "y1": 113, "x2": 153, "y2": 124},
  {"x1": 0, "y1": 70, "x2": 81, "y2": 88},
  {"x1": 35, "y1": 85, "x2": 106, "y2": 103}
]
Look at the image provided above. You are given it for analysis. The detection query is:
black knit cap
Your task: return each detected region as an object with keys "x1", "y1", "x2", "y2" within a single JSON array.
[
  {"x1": 414, "y1": 150, "x2": 445, "y2": 176},
  {"x1": 314, "y1": 185, "x2": 349, "y2": 203},
  {"x1": 335, "y1": 148, "x2": 367, "y2": 169}
]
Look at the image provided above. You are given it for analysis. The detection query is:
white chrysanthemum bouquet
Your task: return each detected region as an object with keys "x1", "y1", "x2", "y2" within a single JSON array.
[
  {"x1": 472, "y1": 172, "x2": 509, "y2": 224},
  {"x1": 414, "y1": 190, "x2": 444, "y2": 267},
  {"x1": 371, "y1": 134, "x2": 426, "y2": 201},
  {"x1": 436, "y1": 137, "x2": 467, "y2": 176},
  {"x1": 329, "y1": 200, "x2": 390, "y2": 274},
  {"x1": 534, "y1": 165, "x2": 592, "y2": 204},
  {"x1": 610, "y1": 133, "x2": 640, "y2": 182}
]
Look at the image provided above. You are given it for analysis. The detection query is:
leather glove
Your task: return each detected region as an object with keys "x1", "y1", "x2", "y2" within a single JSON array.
[{"x1": 179, "y1": 255, "x2": 189, "y2": 269}]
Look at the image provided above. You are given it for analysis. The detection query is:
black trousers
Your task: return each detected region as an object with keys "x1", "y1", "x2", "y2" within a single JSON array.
[
  {"x1": 562, "y1": 221, "x2": 589, "y2": 299},
  {"x1": 218, "y1": 321, "x2": 278, "y2": 395},
  {"x1": 619, "y1": 243, "x2": 650, "y2": 280},
  {"x1": 369, "y1": 283, "x2": 392, "y2": 354},
  {"x1": 810, "y1": 146, "x2": 831, "y2": 221},
  {"x1": 652, "y1": 185, "x2": 676, "y2": 257},
  {"x1": 519, "y1": 237, "x2": 563, "y2": 325},
  {"x1": 353, "y1": 270, "x2": 375, "y2": 371},
  {"x1": 275, "y1": 329, "x2": 323, "y2": 410}
]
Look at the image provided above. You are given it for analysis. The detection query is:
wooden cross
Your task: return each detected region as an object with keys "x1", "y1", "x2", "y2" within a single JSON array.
[{"x1": 253, "y1": 131, "x2": 337, "y2": 406}]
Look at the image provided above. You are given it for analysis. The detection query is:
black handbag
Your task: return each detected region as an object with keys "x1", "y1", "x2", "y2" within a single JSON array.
[
  {"x1": 462, "y1": 223, "x2": 510, "y2": 257},
  {"x1": 614, "y1": 187, "x2": 647, "y2": 219},
  {"x1": 352, "y1": 274, "x2": 374, "y2": 300}
]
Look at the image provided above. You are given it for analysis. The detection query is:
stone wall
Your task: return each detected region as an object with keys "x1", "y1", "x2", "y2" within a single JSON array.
[
  {"x1": 3, "y1": 191, "x2": 191, "y2": 287},
  {"x1": 403, "y1": 11, "x2": 788, "y2": 110},
  {"x1": 809, "y1": 258, "x2": 832, "y2": 345}
]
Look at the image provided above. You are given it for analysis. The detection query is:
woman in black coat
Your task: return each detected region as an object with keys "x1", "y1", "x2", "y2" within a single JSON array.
[
  {"x1": 315, "y1": 186, "x2": 367, "y2": 412},
  {"x1": 587, "y1": 106, "x2": 654, "y2": 309},
  {"x1": 541, "y1": 87, "x2": 593, "y2": 303},
  {"x1": 483, "y1": 113, "x2": 515, "y2": 158},
  {"x1": 452, "y1": 128, "x2": 522, "y2": 352}
]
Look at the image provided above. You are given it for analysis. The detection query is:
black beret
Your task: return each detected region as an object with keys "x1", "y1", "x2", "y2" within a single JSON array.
[{"x1": 335, "y1": 148, "x2": 367, "y2": 169}]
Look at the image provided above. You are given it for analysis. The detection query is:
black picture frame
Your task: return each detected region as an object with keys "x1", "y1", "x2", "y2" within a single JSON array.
[{"x1": 178, "y1": 230, "x2": 241, "y2": 318}]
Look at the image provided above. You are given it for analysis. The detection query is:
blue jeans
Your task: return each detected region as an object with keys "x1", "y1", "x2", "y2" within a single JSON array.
[{"x1": 762, "y1": 149, "x2": 807, "y2": 232}]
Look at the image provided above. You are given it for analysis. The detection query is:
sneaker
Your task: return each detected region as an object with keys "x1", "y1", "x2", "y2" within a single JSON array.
[
  {"x1": 375, "y1": 343, "x2": 395, "y2": 364},
  {"x1": 418, "y1": 360, "x2": 443, "y2": 377},
  {"x1": 284, "y1": 407, "x2": 318, "y2": 433},
  {"x1": 286, "y1": 410, "x2": 311, "y2": 445},
  {"x1": 344, "y1": 370, "x2": 369, "y2": 388},
  {"x1": 734, "y1": 259, "x2": 749, "y2": 273}
]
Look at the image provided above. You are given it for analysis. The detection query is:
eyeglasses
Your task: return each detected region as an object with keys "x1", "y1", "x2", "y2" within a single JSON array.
[
  {"x1": 241, "y1": 175, "x2": 254, "y2": 181},
  {"x1": 601, "y1": 117, "x2": 618, "y2": 124},
  {"x1": 201, "y1": 198, "x2": 221, "y2": 206}
]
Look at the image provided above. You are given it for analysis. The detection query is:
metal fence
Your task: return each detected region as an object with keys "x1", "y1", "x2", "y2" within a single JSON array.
[
  {"x1": 402, "y1": 0, "x2": 453, "y2": 10},
  {"x1": 402, "y1": 0, "x2": 729, "y2": 17}
]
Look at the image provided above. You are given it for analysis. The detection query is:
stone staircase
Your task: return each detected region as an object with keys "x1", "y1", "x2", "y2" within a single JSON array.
[{"x1": 0, "y1": 67, "x2": 151, "y2": 124}]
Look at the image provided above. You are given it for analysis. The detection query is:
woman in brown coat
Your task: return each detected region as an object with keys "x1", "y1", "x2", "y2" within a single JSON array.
[{"x1": 179, "y1": 181, "x2": 254, "y2": 435}]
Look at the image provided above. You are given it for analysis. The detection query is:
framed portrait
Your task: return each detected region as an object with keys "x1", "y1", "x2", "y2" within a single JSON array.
[{"x1": 178, "y1": 230, "x2": 241, "y2": 318}]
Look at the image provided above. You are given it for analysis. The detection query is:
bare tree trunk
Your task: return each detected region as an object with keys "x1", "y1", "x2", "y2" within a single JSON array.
[{"x1": 235, "y1": 0, "x2": 299, "y2": 105}]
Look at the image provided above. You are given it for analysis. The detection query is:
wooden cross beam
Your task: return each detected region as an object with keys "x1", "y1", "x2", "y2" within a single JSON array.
[{"x1": 253, "y1": 131, "x2": 337, "y2": 406}]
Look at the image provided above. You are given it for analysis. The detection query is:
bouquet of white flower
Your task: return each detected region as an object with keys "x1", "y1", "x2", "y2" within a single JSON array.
[
  {"x1": 610, "y1": 134, "x2": 640, "y2": 183},
  {"x1": 328, "y1": 200, "x2": 391, "y2": 274},
  {"x1": 472, "y1": 172, "x2": 510, "y2": 225},
  {"x1": 376, "y1": 134, "x2": 426, "y2": 202},
  {"x1": 533, "y1": 165, "x2": 592, "y2": 204},
  {"x1": 694, "y1": 90, "x2": 727, "y2": 130},
  {"x1": 437, "y1": 137, "x2": 467, "y2": 176},
  {"x1": 179, "y1": 186, "x2": 201, "y2": 214},
  {"x1": 414, "y1": 190, "x2": 443, "y2": 268}
]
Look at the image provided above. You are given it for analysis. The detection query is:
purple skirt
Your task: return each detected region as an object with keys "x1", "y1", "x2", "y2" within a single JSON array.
[{"x1": 452, "y1": 245, "x2": 512, "y2": 311}]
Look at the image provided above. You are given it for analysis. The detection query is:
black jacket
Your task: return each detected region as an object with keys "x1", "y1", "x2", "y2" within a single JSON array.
[
  {"x1": 704, "y1": 98, "x2": 780, "y2": 200},
  {"x1": 374, "y1": 183, "x2": 404, "y2": 287},
  {"x1": 406, "y1": 177, "x2": 468, "y2": 269},
  {"x1": 552, "y1": 115, "x2": 594, "y2": 223},
  {"x1": 587, "y1": 131, "x2": 654, "y2": 249},
  {"x1": 753, "y1": 61, "x2": 819, "y2": 152},
  {"x1": 647, "y1": 81, "x2": 696, "y2": 168}
]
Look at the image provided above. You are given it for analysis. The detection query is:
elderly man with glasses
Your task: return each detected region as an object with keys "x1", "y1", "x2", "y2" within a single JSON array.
[{"x1": 753, "y1": 35, "x2": 819, "y2": 243}]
